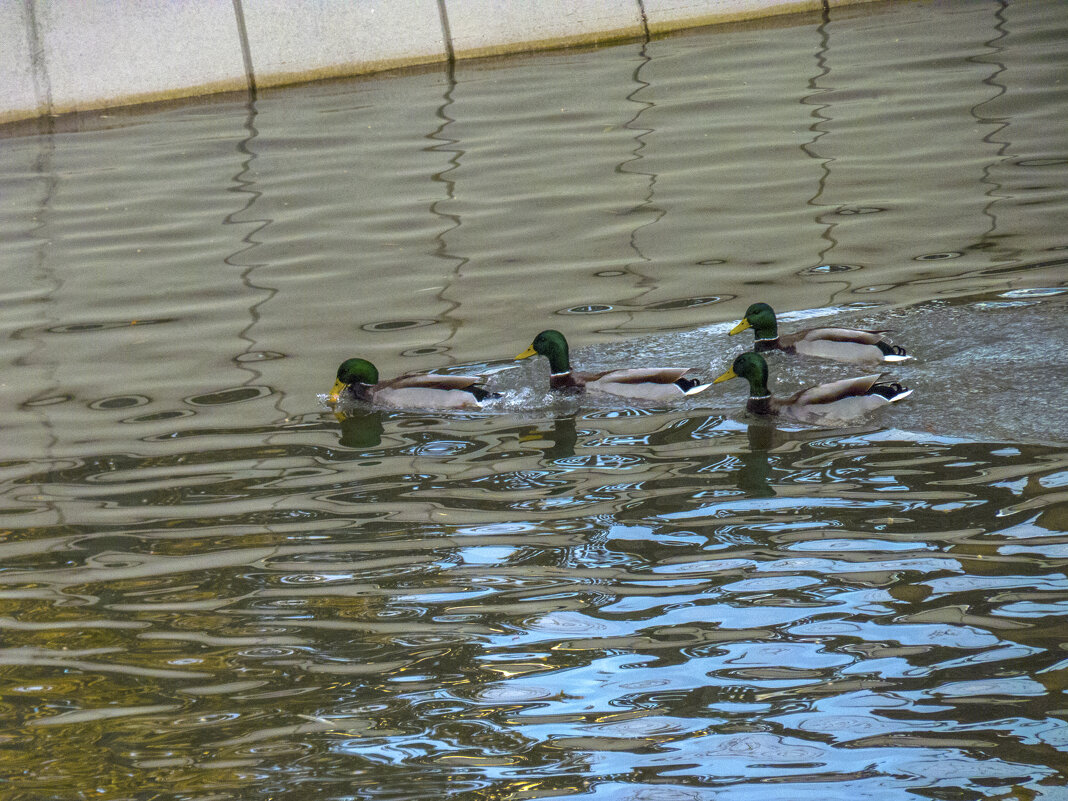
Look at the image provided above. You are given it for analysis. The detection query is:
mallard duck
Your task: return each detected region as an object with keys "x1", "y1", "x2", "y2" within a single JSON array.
[
  {"x1": 729, "y1": 302, "x2": 910, "y2": 364},
  {"x1": 515, "y1": 329, "x2": 711, "y2": 402},
  {"x1": 713, "y1": 351, "x2": 912, "y2": 424},
  {"x1": 327, "y1": 358, "x2": 497, "y2": 409}
]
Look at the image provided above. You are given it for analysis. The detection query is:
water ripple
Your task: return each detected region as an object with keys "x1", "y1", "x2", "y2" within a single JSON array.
[{"x1": 0, "y1": 2, "x2": 1066, "y2": 797}]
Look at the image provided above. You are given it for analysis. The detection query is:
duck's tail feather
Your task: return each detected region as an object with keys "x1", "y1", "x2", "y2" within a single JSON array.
[
  {"x1": 677, "y1": 378, "x2": 712, "y2": 396},
  {"x1": 468, "y1": 385, "x2": 502, "y2": 402},
  {"x1": 876, "y1": 342, "x2": 911, "y2": 361},
  {"x1": 870, "y1": 381, "x2": 913, "y2": 403}
]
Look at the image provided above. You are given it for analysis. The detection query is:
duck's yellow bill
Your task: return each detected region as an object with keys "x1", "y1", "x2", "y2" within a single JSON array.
[
  {"x1": 515, "y1": 345, "x2": 537, "y2": 360},
  {"x1": 712, "y1": 367, "x2": 737, "y2": 384},
  {"x1": 728, "y1": 319, "x2": 750, "y2": 336},
  {"x1": 327, "y1": 378, "x2": 346, "y2": 404}
]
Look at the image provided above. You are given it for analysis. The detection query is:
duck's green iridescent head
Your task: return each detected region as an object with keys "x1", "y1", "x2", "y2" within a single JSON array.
[
  {"x1": 329, "y1": 358, "x2": 379, "y2": 403},
  {"x1": 713, "y1": 351, "x2": 770, "y2": 397},
  {"x1": 516, "y1": 329, "x2": 571, "y2": 374},
  {"x1": 730, "y1": 302, "x2": 778, "y2": 340}
]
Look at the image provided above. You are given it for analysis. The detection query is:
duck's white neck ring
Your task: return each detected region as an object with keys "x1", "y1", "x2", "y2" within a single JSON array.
[
  {"x1": 551, "y1": 370, "x2": 572, "y2": 378},
  {"x1": 749, "y1": 393, "x2": 772, "y2": 399},
  {"x1": 755, "y1": 337, "x2": 778, "y2": 343}
]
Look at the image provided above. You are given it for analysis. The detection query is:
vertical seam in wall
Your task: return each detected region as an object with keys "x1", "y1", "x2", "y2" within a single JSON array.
[
  {"x1": 436, "y1": 0, "x2": 456, "y2": 65},
  {"x1": 231, "y1": 0, "x2": 258, "y2": 98},
  {"x1": 22, "y1": 0, "x2": 53, "y2": 118},
  {"x1": 636, "y1": 0, "x2": 650, "y2": 40}
]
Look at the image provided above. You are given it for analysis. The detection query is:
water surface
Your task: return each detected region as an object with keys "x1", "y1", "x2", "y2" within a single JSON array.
[{"x1": 1, "y1": 1, "x2": 1066, "y2": 798}]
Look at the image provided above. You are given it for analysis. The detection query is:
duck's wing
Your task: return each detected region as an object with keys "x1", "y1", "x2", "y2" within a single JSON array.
[
  {"x1": 784, "y1": 327, "x2": 888, "y2": 347},
  {"x1": 385, "y1": 373, "x2": 486, "y2": 391},
  {"x1": 373, "y1": 373, "x2": 495, "y2": 409},
  {"x1": 585, "y1": 367, "x2": 711, "y2": 402},
  {"x1": 782, "y1": 373, "x2": 886, "y2": 408},
  {"x1": 784, "y1": 327, "x2": 910, "y2": 363},
  {"x1": 805, "y1": 326, "x2": 890, "y2": 344},
  {"x1": 778, "y1": 374, "x2": 913, "y2": 424},
  {"x1": 595, "y1": 367, "x2": 693, "y2": 385}
]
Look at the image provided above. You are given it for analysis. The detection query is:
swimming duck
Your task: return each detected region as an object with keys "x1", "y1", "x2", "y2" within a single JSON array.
[
  {"x1": 729, "y1": 302, "x2": 909, "y2": 364},
  {"x1": 327, "y1": 358, "x2": 497, "y2": 410},
  {"x1": 713, "y1": 351, "x2": 912, "y2": 424},
  {"x1": 515, "y1": 329, "x2": 711, "y2": 402}
]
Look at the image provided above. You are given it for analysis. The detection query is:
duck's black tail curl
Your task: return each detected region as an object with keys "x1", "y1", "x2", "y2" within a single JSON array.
[
  {"x1": 876, "y1": 342, "x2": 908, "y2": 358},
  {"x1": 871, "y1": 381, "x2": 910, "y2": 401},
  {"x1": 468, "y1": 386, "x2": 501, "y2": 402}
]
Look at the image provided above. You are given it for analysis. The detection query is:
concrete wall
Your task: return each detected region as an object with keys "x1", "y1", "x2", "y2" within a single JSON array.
[{"x1": 1, "y1": 0, "x2": 878, "y2": 126}]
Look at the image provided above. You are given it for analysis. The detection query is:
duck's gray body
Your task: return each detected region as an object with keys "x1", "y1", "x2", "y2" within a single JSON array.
[
  {"x1": 574, "y1": 367, "x2": 711, "y2": 402},
  {"x1": 369, "y1": 375, "x2": 492, "y2": 409},
  {"x1": 764, "y1": 373, "x2": 913, "y2": 424},
  {"x1": 758, "y1": 327, "x2": 910, "y2": 364}
]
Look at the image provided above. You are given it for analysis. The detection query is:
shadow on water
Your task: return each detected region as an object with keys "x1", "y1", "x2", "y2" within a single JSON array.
[
  {"x1": 424, "y1": 57, "x2": 466, "y2": 362},
  {"x1": 598, "y1": 30, "x2": 664, "y2": 334},
  {"x1": 800, "y1": 0, "x2": 841, "y2": 275},
  {"x1": 224, "y1": 98, "x2": 283, "y2": 402},
  {"x1": 0, "y1": 1, "x2": 1065, "y2": 798}
]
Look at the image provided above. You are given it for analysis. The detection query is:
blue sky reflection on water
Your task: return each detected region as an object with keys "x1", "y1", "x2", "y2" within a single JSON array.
[{"x1": 0, "y1": 0, "x2": 1066, "y2": 798}]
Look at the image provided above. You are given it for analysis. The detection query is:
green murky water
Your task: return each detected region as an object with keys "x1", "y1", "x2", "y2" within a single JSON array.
[{"x1": 1, "y1": 1, "x2": 1066, "y2": 798}]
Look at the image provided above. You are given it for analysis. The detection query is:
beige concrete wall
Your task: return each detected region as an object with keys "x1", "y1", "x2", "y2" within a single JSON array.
[
  {"x1": 0, "y1": 0, "x2": 877, "y2": 126},
  {"x1": 444, "y1": 0, "x2": 644, "y2": 59},
  {"x1": 240, "y1": 0, "x2": 448, "y2": 87},
  {"x1": 2, "y1": 2, "x2": 42, "y2": 123},
  {"x1": 645, "y1": 0, "x2": 826, "y2": 31}
]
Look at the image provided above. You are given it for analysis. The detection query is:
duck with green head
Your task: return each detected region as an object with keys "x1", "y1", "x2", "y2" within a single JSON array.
[
  {"x1": 515, "y1": 329, "x2": 711, "y2": 402},
  {"x1": 713, "y1": 351, "x2": 912, "y2": 424},
  {"x1": 327, "y1": 358, "x2": 497, "y2": 410},
  {"x1": 730, "y1": 302, "x2": 910, "y2": 364}
]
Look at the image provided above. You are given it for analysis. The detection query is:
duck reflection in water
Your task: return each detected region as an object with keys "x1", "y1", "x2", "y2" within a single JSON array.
[
  {"x1": 334, "y1": 409, "x2": 385, "y2": 449},
  {"x1": 735, "y1": 419, "x2": 886, "y2": 499},
  {"x1": 737, "y1": 421, "x2": 776, "y2": 498},
  {"x1": 520, "y1": 415, "x2": 578, "y2": 462}
]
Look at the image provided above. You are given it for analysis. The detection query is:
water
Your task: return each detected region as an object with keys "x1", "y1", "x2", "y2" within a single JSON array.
[{"x1": 1, "y1": 1, "x2": 1067, "y2": 798}]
